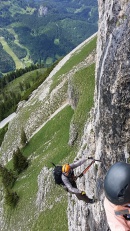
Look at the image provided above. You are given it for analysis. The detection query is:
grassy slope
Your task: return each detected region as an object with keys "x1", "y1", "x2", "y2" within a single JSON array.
[
  {"x1": 72, "y1": 63, "x2": 95, "y2": 140},
  {"x1": 50, "y1": 36, "x2": 96, "y2": 92},
  {"x1": 0, "y1": 36, "x2": 24, "y2": 69},
  {"x1": 5, "y1": 106, "x2": 73, "y2": 231},
  {"x1": 2, "y1": 36, "x2": 96, "y2": 231}
]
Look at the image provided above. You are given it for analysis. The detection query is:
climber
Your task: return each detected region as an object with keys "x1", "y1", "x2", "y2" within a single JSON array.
[
  {"x1": 104, "y1": 162, "x2": 130, "y2": 231},
  {"x1": 61, "y1": 157, "x2": 95, "y2": 204}
]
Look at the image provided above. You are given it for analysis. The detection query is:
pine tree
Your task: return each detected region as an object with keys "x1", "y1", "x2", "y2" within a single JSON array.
[
  {"x1": 21, "y1": 128, "x2": 28, "y2": 147},
  {"x1": 0, "y1": 164, "x2": 16, "y2": 188},
  {"x1": 13, "y1": 148, "x2": 28, "y2": 174}
]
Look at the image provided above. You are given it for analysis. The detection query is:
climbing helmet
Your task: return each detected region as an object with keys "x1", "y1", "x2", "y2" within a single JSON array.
[
  {"x1": 104, "y1": 162, "x2": 130, "y2": 205},
  {"x1": 62, "y1": 164, "x2": 71, "y2": 176}
]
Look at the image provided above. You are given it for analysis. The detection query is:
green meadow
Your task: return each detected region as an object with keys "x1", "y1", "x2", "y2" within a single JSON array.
[{"x1": 0, "y1": 36, "x2": 24, "y2": 69}]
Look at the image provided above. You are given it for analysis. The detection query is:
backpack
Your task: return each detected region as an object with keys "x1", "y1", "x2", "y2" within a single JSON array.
[{"x1": 52, "y1": 164, "x2": 64, "y2": 185}]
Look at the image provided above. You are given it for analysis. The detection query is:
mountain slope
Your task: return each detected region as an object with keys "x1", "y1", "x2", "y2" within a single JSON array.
[
  {"x1": 0, "y1": 34, "x2": 97, "y2": 230},
  {"x1": 0, "y1": 0, "x2": 98, "y2": 74}
]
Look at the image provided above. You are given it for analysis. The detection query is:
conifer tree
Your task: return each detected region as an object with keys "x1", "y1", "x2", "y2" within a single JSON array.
[
  {"x1": 0, "y1": 164, "x2": 16, "y2": 188},
  {"x1": 13, "y1": 148, "x2": 28, "y2": 174},
  {"x1": 21, "y1": 128, "x2": 28, "y2": 147}
]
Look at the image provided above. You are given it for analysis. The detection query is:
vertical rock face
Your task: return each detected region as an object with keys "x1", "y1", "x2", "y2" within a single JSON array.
[
  {"x1": 95, "y1": 0, "x2": 130, "y2": 164},
  {"x1": 68, "y1": 0, "x2": 130, "y2": 230}
]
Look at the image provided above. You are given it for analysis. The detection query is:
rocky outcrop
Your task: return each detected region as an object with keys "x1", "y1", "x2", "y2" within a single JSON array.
[
  {"x1": 68, "y1": 0, "x2": 130, "y2": 230},
  {"x1": 36, "y1": 167, "x2": 52, "y2": 211}
]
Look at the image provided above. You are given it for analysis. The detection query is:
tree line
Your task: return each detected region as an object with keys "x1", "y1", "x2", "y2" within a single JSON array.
[{"x1": 0, "y1": 64, "x2": 41, "y2": 89}]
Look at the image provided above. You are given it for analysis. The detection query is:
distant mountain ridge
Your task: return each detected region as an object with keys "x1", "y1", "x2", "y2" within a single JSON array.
[{"x1": 0, "y1": 0, "x2": 98, "y2": 74}]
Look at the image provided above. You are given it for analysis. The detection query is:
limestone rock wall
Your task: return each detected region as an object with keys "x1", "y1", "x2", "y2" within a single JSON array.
[
  {"x1": 95, "y1": 0, "x2": 130, "y2": 164},
  {"x1": 68, "y1": 0, "x2": 130, "y2": 230}
]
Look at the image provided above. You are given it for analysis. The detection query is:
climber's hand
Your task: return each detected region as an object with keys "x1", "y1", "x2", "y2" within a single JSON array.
[{"x1": 81, "y1": 191, "x2": 86, "y2": 195}]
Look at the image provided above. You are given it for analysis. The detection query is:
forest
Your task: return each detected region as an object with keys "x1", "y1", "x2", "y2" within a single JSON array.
[{"x1": 0, "y1": 60, "x2": 58, "y2": 121}]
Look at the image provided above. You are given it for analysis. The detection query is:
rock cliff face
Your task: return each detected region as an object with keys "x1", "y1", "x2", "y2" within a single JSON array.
[{"x1": 68, "y1": 0, "x2": 130, "y2": 230}]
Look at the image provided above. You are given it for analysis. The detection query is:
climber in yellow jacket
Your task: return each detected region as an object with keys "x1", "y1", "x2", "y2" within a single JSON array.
[{"x1": 104, "y1": 162, "x2": 130, "y2": 231}]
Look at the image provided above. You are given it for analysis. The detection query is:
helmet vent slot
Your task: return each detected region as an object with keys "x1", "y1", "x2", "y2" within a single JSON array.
[{"x1": 118, "y1": 184, "x2": 128, "y2": 199}]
